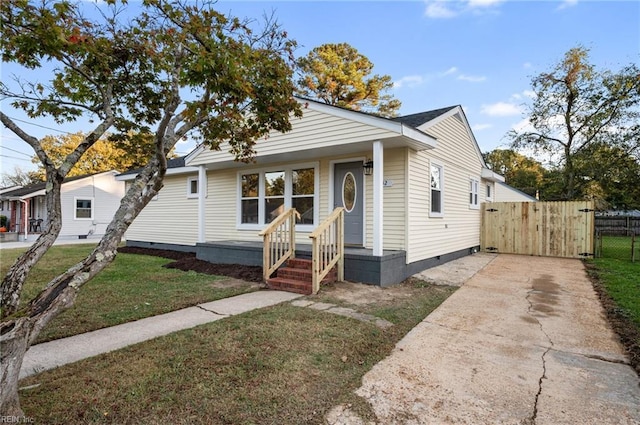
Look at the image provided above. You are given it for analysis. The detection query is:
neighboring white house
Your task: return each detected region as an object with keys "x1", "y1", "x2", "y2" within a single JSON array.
[
  {"x1": 0, "y1": 171, "x2": 125, "y2": 241},
  {"x1": 494, "y1": 181, "x2": 537, "y2": 202},
  {"x1": 118, "y1": 98, "x2": 532, "y2": 285}
]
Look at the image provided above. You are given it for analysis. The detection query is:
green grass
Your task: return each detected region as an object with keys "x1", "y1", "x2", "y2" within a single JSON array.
[
  {"x1": 592, "y1": 236, "x2": 640, "y2": 327},
  {"x1": 590, "y1": 235, "x2": 640, "y2": 374},
  {"x1": 1, "y1": 244, "x2": 257, "y2": 343},
  {"x1": 18, "y1": 282, "x2": 456, "y2": 424}
]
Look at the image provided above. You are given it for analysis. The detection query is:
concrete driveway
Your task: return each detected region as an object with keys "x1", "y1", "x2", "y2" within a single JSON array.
[{"x1": 329, "y1": 254, "x2": 640, "y2": 424}]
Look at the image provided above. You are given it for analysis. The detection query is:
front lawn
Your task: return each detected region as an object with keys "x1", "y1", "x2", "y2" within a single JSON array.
[
  {"x1": 1, "y1": 244, "x2": 257, "y2": 343},
  {"x1": 17, "y1": 281, "x2": 456, "y2": 424}
]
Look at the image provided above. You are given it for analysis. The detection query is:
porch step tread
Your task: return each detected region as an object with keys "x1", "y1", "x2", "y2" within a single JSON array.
[
  {"x1": 286, "y1": 258, "x2": 313, "y2": 270},
  {"x1": 278, "y1": 266, "x2": 337, "y2": 283},
  {"x1": 266, "y1": 277, "x2": 312, "y2": 295}
]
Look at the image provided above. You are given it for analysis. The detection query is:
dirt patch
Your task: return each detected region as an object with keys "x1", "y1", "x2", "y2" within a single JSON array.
[
  {"x1": 118, "y1": 246, "x2": 264, "y2": 282},
  {"x1": 318, "y1": 278, "x2": 425, "y2": 307},
  {"x1": 585, "y1": 263, "x2": 640, "y2": 376}
]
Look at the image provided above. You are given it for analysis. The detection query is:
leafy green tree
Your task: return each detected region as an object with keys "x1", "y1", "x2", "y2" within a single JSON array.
[
  {"x1": 296, "y1": 42, "x2": 401, "y2": 117},
  {"x1": 510, "y1": 46, "x2": 640, "y2": 200},
  {"x1": 484, "y1": 149, "x2": 545, "y2": 197},
  {"x1": 0, "y1": 0, "x2": 300, "y2": 415},
  {"x1": 573, "y1": 142, "x2": 640, "y2": 210}
]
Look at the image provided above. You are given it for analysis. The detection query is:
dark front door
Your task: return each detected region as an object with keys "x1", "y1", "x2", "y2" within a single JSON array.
[{"x1": 334, "y1": 162, "x2": 364, "y2": 246}]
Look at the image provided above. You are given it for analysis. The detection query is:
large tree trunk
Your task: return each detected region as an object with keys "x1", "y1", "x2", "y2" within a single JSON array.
[
  {"x1": 0, "y1": 319, "x2": 32, "y2": 417},
  {"x1": 0, "y1": 155, "x2": 168, "y2": 416}
]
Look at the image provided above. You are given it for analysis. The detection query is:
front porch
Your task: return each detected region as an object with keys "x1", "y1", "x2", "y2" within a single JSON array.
[
  {"x1": 126, "y1": 238, "x2": 480, "y2": 287},
  {"x1": 196, "y1": 240, "x2": 408, "y2": 287}
]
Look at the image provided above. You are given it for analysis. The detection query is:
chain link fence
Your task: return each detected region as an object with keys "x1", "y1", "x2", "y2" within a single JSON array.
[{"x1": 594, "y1": 215, "x2": 640, "y2": 262}]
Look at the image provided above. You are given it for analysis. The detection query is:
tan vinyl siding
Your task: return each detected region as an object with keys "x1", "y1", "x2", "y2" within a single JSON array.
[
  {"x1": 363, "y1": 148, "x2": 406, "y2": 250},
  {"x1": 190, "y1": 109, "x2": 398, "y2": 165},
  {"x1": 407, "y1": 114, "x2": 485, "y2": 263},
  {"x1": 126, "y1": 174, "x2": 199, "y2": 245},
  {"x1": 205, "y1": 162, "x2": 317, "y2": 244}
]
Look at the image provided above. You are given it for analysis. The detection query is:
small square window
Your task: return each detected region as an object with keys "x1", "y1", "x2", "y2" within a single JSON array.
[{"x1": 187, "y1": 177, "x2": 198, "y2": 198}]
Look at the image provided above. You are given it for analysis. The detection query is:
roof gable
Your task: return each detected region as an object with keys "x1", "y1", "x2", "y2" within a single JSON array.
[{"x1": 0, "y1": 171, "x2": 118, "y2": 199}]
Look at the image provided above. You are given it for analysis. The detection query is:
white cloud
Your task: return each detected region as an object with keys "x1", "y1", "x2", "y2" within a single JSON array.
[
  {"x1": 468, "y1": 0, "x2": 504, "y2": 8},
  {"x1": 481, "y1": 102, "x2": 523, "y2": 117},
  {"x1": 458, "y1": 74, "x2": 486, "y2": 82},
  {"x1": 557, "y1": 0, "x2": 578, "y2": 10},
  {"x1": 441, "y1": 66, "x2": 458, "y2": 76},
  {"x1": 472, "y1": 123, "x2": 492, "y2": 131},
  {"x1": 522, "y1": 90, "x2": 536, "y2": 99},
  {"x1": 424, "y1": 0, "x2": 503, "y2": 19},
  {"x1": 523, "y1": 62, "x2": 532, "y2": 69},
  {"x1": 424, "y1": 1, "x2": 458, "y2": 18},
  {"x1": 394, "y1": 75, "x2": 425, "y2": 89},
  {"x1": 511, "y1": 118, "x2": 534, "y2": 134}
]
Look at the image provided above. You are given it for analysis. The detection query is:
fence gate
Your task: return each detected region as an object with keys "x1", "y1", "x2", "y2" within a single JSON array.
[{"x1": 481, "y1": 201, "x2": 595, "y2": 259}]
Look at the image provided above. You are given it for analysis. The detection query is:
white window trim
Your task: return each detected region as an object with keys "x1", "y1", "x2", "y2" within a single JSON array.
[
  {"x1": 429, "y1": 161, "x2": 444, "y2": 218},
  {"x1": 469, "y1": 177, "x2": 480, "y2": 210},
  {"x1": 187, "y1": 176, "x2": 199, "y2": 198},
  {"x1": 237, "y1": 162, "x2": 319, "y2": 232},
  {"x1": 74, "y1": 196, "x2": 94, "y2": 220},
  {"x1": 486, "y1": 182, "x2": 493, "y2": 202}
]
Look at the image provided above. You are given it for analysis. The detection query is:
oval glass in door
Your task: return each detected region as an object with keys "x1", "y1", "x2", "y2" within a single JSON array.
[{"x1": 342, "y1": 172, "x2": 356, "y2": 213}]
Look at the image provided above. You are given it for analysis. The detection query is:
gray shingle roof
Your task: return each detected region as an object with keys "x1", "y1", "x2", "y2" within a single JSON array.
[
  {"x1": 0, "y1": 173, "x2": 97, "y2": 198},
  {"x1": 393, "y1": 106, "x2": 458, "y2": 128}
]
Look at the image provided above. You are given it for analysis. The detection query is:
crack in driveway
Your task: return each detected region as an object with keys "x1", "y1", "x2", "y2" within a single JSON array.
[{"x1": 526, "y1": 280, "x2": 555, "y2": 425}]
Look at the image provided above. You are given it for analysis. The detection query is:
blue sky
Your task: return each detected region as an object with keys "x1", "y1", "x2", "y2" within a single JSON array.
[{"x1": 1, "y1": 0, "x2": 639, "y2": 175}]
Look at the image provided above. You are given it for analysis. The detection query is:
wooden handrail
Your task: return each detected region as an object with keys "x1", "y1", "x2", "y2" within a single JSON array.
[
  {"x1": 260, "y1": 208, "x2": 297, "y2": 282},
  {"x1": 309, "y1": 207, "x2": 345, "y2": 294}
]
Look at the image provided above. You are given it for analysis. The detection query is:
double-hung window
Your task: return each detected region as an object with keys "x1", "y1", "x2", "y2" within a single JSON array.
[
  {"x1": 74, "y1": 197, "x2": 93, "y2": 220},
  {"x1": 430, "y1": 163, "x2": 444, "y2": 217},
  {"x1": 469, "y1": 178, "x2": 480, "y2": 209},
  {"x1": 239, "y1": 164, "x2": 317, "y2": 230}
]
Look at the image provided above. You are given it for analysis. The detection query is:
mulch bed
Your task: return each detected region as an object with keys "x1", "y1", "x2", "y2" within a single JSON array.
[
  {"x1": 585, "y1": 263, "x2": 640, "y2": 376},
  {"x1": 117, "y1": 246, "x2": 264, "y2": 282}
]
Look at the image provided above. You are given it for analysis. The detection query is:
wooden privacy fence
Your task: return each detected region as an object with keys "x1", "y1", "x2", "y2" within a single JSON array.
[{"x1": 481, "y1": 201, "x2": 595, "y2": 259}]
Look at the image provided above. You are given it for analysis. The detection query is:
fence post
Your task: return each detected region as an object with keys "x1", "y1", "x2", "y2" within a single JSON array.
[{"x1": 632, "y1": 233, "x2": 636, "y2": 263}]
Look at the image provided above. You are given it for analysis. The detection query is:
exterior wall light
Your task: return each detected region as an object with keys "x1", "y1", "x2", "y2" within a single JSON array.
[{"x1": 363, "y1": 160, "x2": 374, "y2": 176}]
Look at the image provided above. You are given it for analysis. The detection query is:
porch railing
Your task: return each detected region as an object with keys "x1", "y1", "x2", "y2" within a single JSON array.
[
  {"x1": 259, "y1": 208, "x2": 298, "y2": 282},
  {"x1": 309, "y1": 207, "x2": 345, "y2": 294}
]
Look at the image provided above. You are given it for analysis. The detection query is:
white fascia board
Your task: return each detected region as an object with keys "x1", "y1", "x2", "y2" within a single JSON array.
[
  {"x1": 400, "y1": 124, "x2": 437, "y2": 150},
  {"x1": 185, "y1": 144, "x2": 206, "y2": 166},
  {"x1": 297, "y1": 97, "x2": 436, "y2": 148},
  {"x1": 418, "y1": 106, "x2": 488, "y2": 166},
  {"x1": 481, "y1": 168, "x2": 506, "y2": 182},
  {"x1": 115, "y1": 166, "x2": 199, "y2": 181}
]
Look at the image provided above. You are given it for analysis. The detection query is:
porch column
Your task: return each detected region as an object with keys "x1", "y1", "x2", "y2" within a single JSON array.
[
  {"x1": 373, "y1": 140, "x2": 383, "y2": 256},
  {"x1": 197, "y1": 165, "x2": 206, "y2": 243}
]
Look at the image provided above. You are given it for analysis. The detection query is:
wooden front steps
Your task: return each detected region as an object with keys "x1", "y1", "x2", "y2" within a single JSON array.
[{"x1": 266, "y1": 258, "x2": 337, "y2": 295}]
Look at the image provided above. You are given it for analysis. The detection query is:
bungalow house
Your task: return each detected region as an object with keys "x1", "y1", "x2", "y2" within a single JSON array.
[
  {"x1": 118, "y1": 98, "x2": 532, "y2": 288},
  {"x1": 0, "y1": 171, "x2": 125, "y2": 241}
]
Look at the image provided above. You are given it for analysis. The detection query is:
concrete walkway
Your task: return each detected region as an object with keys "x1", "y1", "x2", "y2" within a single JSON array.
[
  {"x1": 20, "y1": 290, "x2": 302, "y2": 379},
  {"x1": 329, "y1": 254, "x2": 640, "y2": 424}
]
